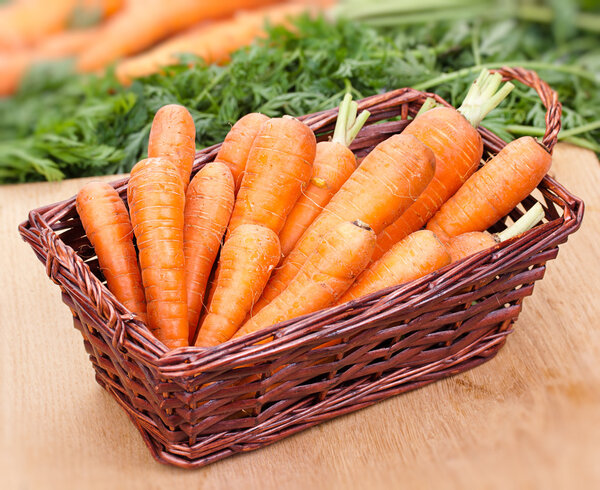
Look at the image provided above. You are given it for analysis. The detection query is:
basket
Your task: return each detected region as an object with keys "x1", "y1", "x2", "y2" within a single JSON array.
[{"x1": 19, "y1": 67, "x2": 583, "y2": 469}]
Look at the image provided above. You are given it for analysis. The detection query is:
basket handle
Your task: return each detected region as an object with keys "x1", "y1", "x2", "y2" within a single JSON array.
[{"x1": 490, "y1": 66, "x2": 562, "y2": 153}]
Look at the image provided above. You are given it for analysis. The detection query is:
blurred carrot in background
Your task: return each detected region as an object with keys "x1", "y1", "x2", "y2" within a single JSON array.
[
  {"x1": 0, "y1": 0, "x2": 122, "y2": 51},
  {"x1": 0, "y1": 28, "x2": 99, "y2": 95},
  {"x1": 76, "y1": 0, "x2": 280, "y2": 72},
  {"x1": 0, "y1": 0, "x2": 330, "y2": 95},
  {"x1": 115, "y1": 2, "x2": 316, "y2": 84}
]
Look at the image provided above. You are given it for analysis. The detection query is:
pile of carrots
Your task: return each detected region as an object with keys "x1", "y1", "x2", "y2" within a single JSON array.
[
  {"x1": 76, "y1": 70, "x2": 551, "y2": 350},
  {"x1": 0, "y1": 0, "x2": 328, "y2": 96}
]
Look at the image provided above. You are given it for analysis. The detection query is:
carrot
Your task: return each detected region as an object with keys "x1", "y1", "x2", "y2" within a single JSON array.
[
  {"x1": 278, "y1": 93, "x2": 370, "y2": 258},
  {"x1": 227, "y1": 116, "x2": 316, "y2": 235},
  {"x1": 446, "y1": 202, "x2": 545, "y2": 262},
  {"x1": 26, "y1": 27, "x2": 99, "y2": 57},
  {"x1": 445, "y1": 232, "x2": 496, "y2": 263},
  {"x1": 76, "y1": 0, "x2": 278, "y2": 72},
  {"x1": 339, "y1": 230, "x2": 450, "y2": 304},
  {"x1": 374, "y1": 70, "x2": 514, "y2": 260},
  {"x1": 115, "y1": 2, "x2": 314, "y2": 85},
  {"x1": 198, "y1": 115, "x2": 315, "y2": 331},
  {"x1": 0, "y1": 0, "x2": 79, "y2": 50},
  {"x1": 127, "y1": 157, "x2": 188, "y2": 349},
  {"x1": 76, "y1": 181, "x2": 146, "y2": 323},
  {"x1": 195, "y1": 224, "x2": 280, "y2": 347},
  {"x1": 255, "y1": 132, "x2": 436, "y2": 310},
  {"x1": 427, "y1": 137, "x2": 552, "y2": 242},
  {"x1": 147, "y1": 104, "x2": 196, "y2": 192},
  {"x1": 235, "y1": 220, "x2": 376, "y2": 338},
  {"x1": 215, "y1": 113, "x2": 269, "y2": 192},
  {"x1": 0, "y1": 0, "x2": 122, "y2": 51},
  {"x1": 0, "y1": 28, "x2": 98, "y2": 96},
  {"x1": 184, "y1": 162, "x2": 235, "y2": 343}
]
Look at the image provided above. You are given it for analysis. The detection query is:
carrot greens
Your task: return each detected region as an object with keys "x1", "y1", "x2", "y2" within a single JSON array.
[{"x1": 0, "y1": 5, "x2": 598, "y2": 184}]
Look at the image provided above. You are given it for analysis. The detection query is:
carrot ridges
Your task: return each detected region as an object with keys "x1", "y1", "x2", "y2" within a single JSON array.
[
  {"x1": 76, "y1": 181, "x2": 147, "y2": 323},
  {"x1": 128, "y1": 157, "x2": 188, "y2": 349},
  {"x1": 184, "y1": 161, "x2": 234, "y2": 344},
  {"x1": 236, "y1": 220, "x2": 376, "y2": 338},
  {"x1": 148, "y1": 104, "x2": 196, "y2": 191},
  {"x1": 195, "y1": 224, "x2": 280, "y2": 346}
]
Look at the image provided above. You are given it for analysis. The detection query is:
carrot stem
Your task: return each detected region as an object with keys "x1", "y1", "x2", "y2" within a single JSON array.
[
  {"x1": 415, "y1": 97, "x2": 439, "y2": 117},
  {"x1": 504, "y1": 122, "x2": 600, "y2": 152},
  {"x1": 496, "y1": 202, "x2": 544, "y2": 242},
  {"x1": 560, "y1": 136, "x2": 600, "y2": 153},
  {"x1": 347, "y1": 109, "x2": 370, "y2": 144},
  {"x1": 557, "y1": 120, "x2": 600, "y2": 138},
  {"x1": 332, "y1": 93, "x2": 352, "y2": 146},
  {"x1": 346, "y1": 100, "x2": 358, "y2": 132},
  {"x1": 458, "y1": 69, "x2": 514, "y2": 127},
  {"x1": 332, "y1": 93, "x2": 371, "y2": 147},
  {"x1": 413, "y1": 62, "x2": 596, "y2": 91}
]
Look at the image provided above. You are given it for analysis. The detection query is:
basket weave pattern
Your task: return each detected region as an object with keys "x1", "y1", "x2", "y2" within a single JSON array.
[{"x1": 19, "y1": 68, "x2": 583, "y2": 469}]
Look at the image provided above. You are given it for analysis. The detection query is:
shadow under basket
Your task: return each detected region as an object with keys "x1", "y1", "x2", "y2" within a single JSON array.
[{"x1": 19, "y1": 67, "x2": 583, "y2": 469}]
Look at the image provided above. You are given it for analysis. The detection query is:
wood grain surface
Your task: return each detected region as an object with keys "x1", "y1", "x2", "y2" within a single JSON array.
[{"x1": 1, "y1": 144, "x2": 599, "y2": 490}]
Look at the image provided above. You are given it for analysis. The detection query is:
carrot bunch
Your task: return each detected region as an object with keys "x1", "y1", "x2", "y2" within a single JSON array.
[
  {"x1": 374, "y1": 70, "x2": 514, "y2": 260},
  {"x1": 0, "y1": 1, "x2": 322, "y2": 96},
  {"x1": 76, "y1": 71, "x2": 551, "y2": 349}
]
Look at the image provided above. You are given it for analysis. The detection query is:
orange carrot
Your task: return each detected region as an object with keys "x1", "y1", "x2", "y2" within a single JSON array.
[
  {"x1": 127, "y1": 157, "x2": 188, "y2": 349},
  {"x1": 445, "y1": 232, "x2": 497, "y2": 263},
  {"x1": 184, "y1": 162, "x2": 235, "y2": 344},
  {"x1": 195, "y1": 224, "x2": 280, "y2": 347},
  {"x1": 76, "y1": 181, "x2": 147, "y2": 323},
  {"x1": 198, "y1": 115, "x2": 315, "y2": 331},
  {"x1": 115, "y1": 2, "x2": 314, "y2": 84},
  {"x1": 28, "y1": 27, "x2": 98, "y2": 57},
  {"x1": 0, "y1": 0, "x2": 122, "y2": 51},
  {"x1": 0, "y1": 28, "x2": 98, "y2": 96},
  {"x1": 278, "y1": 93, "x2": 369, "y2": 258},
  {"x1": 427, "y1": 137, "x2": 552, "y2": 242},
  {"x1": 147, "y1": 104, "x2": 196, "y2": 192},
  {"x1": 215, "y1": 113, "x2": 269, "y2": 192},
  {"x1": 445, "y1": 202, "x2": 545, "y2": 262},
  {"x1": 374, "y1": 71, "x2": 514, "y2": 260},
  {"x1": 339, "y1": 230, "x2": 450, "y2": 304},
  {"x1": 227, "y1": 116, "x2": 316, "y2": 235},
  {"x1": 256, "y1": 132, "x2": 436, "y2": 310},
  {"x1": 76, "y1": 0, "x2": 278, "y2": 72},
  {"x1": 235, "y1": 220, "x2": 376, "y2": 338}
]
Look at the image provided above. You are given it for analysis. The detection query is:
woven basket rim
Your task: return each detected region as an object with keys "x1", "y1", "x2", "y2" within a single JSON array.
[{"x1": 18, "y1": 66, "x2": 584, "y2": 377}]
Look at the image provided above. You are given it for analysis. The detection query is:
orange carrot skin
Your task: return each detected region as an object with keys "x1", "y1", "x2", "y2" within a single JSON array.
[
  {"x1": 339, "y1": 229, "x2": 450, "y2": 304},
  {"x1": 114, "y1": 2, "x2": 315, "y2": 84},
  {"x1": 76, "y1": 182, "x2": 147, "y2": 323},
  {"x1": 427, "y1": 137, "x2": 552, "y2": 241},
  {"x1": 76, "y1": 0, "x2": 279, "y2": 72},
  {"x1": 374, "y1": 107, "x2": 483, "y2": 260},
  {"x1": 147, "y1": 104, "x2": 196, "y2": 191},
  {"x1": 446, "y1": 232, "x2": 497, "y2": 263},
  {"x1": 278, "y1": 141, "x2": 357, "y2": 258},
  {"x1": 236, "y1": 220, "x2": 376, "y2": 338},
  {"x1": 195, "y1": 224, "x2": 280, "y2": 347},
  {"x1": 128, "y1": 157, "x2": 188, "y2": 349},
  {"x1": 257, "y1": 133, "x2": 436, "y2": 309},
  {"x1": 227, "y1": 117, "x2": 316, "y2": 235},
  {"x1": 215, "y1": 113, "x2": 269, "y2": 191},
  {"x1": 184, "y1": 162, "x2": 234, "y2": 343},
  {"x1": 0, "y1": 28, "x2": 99, "y2": 96}
]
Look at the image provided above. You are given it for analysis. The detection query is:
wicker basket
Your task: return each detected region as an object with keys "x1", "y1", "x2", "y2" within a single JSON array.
[{"x1": 19, "y1": 67, "x2": 583, "y2": 469}]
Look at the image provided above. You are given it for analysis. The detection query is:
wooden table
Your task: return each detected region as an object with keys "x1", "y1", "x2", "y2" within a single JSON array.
[{"x1": 2, "y1": 144, "x2": 599, "y2": 490}]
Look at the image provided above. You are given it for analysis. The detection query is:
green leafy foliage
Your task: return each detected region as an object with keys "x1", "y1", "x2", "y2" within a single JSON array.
[{"x1": 0, "y1": 10, "x2": 598, "y2": 184}]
